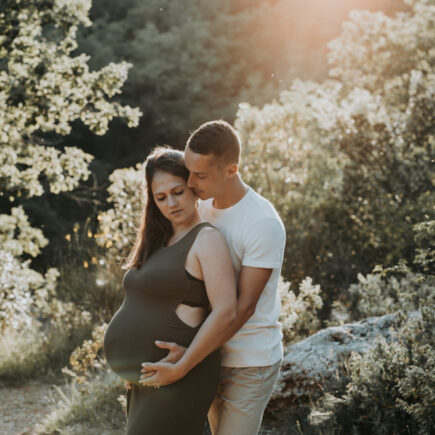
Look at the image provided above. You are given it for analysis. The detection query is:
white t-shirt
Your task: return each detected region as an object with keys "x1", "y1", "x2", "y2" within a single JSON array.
[{"x1": 198, "y1": 183, "x2": 286, "y2": 367}]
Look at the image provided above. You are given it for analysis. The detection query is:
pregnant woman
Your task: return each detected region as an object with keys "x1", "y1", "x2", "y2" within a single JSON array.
[{"x1": 103, "y1": 146, "x2": 237, "y2": 435}]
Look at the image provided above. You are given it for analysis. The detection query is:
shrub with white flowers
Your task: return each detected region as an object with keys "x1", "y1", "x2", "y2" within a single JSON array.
[
  {"x1": 0, "y1": 0, "x2": 140, "y2": 375},
  {"x1": 235, "y1": 0, "x2": 434, "y2": 311}
]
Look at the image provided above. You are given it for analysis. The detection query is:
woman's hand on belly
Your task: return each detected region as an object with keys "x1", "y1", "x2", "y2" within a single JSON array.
[
  {"x1": 139, "y1": 361, "x2": 186, "y2": 387},
  {"x1": 150, "y1": 340, "x2": 187, "y2": 364}
]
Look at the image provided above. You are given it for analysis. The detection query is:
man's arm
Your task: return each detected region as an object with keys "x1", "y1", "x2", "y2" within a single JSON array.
[
  {"x1": 215, "y1": 216, "x2": 285, "y2": 348},
  {"x1": 213, "y1": 265, "x2": 272, "y2": 349},
  {"x1": 140, "y1": 266, "x2": 272, "y2": 378},
  {"x1": 142, "y1": 216, "x2": 284, "y2": 372}
]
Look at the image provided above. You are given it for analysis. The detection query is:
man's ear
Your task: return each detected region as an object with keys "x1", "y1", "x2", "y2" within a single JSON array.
[{"x1": 225, "y1": 162, "x2": 239, "y2": 178}]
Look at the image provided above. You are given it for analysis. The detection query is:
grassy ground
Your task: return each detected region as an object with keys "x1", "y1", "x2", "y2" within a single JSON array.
[{"x1": 0, "y1": 374, "x2": 315, "y2": 435}]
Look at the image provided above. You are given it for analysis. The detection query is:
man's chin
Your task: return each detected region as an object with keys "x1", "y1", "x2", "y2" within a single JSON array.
[{"x1": 194, "y1": 191, "x2": 212, "y2": 200}]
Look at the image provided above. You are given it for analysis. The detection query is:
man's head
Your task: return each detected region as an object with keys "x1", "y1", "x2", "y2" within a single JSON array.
[{"x1": 185, "y1": 120, "x2": 241, "y2": 200}]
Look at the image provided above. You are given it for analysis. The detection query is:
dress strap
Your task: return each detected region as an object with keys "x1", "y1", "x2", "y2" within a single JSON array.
[{"x1": 176, "y1": 222, "x2": 214, "y2": 259}]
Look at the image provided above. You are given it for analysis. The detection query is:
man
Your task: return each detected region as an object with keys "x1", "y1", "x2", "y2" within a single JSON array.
[{"x1": 142, "y1": 120, "x2": 286, "y2": 434}]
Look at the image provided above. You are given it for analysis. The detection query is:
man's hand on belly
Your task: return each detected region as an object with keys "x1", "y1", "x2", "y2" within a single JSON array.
[
  {"x1": 139, "y1": 360, "x2": 186, "y2": 387},
  {"x1": 140, "y1": 340, "x2": 187, "y2": 378}
]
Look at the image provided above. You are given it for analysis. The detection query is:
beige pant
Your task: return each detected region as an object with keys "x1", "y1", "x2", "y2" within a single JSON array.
[{"x1": 208, "y1": 359, "x2": 282, "y2": 435}]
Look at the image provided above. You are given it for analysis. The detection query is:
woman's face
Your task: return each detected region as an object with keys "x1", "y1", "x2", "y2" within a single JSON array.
[{"x1": 151, "y1": 170, "x2": 197, "y2": 226}]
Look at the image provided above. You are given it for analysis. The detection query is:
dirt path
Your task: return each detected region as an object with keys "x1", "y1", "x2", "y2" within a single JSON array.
[{"x1": 0, "y1": 381, "x2": 65, "y2": 435}]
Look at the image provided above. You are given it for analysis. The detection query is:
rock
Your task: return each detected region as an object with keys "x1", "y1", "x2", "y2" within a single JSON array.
[{"x1": 268, "y1": 311, "x2": 420, "y2": 411}]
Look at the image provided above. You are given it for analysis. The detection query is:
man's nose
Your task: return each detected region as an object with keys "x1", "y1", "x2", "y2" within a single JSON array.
[{"x1": 187, "y1": 174, "x2": 195, "y2": 188}]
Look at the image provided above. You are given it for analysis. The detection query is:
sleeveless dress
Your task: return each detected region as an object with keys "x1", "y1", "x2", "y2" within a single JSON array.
[{"x1": 103, "y1": 222, "x2": 221, "y2": 435}]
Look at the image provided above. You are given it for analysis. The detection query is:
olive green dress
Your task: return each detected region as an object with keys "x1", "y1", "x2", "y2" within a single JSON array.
[{"x1": 103, "y1": 222, "x2": 221, "y2": 435}]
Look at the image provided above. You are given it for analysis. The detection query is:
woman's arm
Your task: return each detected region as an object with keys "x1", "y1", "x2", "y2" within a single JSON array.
[{"x1": 140, "y1": 227, "x2": 237, "y2": 387}]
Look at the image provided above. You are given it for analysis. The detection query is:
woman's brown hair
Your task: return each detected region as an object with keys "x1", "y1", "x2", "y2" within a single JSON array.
[{"x1": 122, "y1": 146, "x2": 189, "y2": 269}]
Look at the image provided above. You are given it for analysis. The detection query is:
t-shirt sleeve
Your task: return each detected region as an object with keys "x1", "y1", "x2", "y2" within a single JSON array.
[{"x1": 242, "y1": 217, "x2": 286, "y2": 269}]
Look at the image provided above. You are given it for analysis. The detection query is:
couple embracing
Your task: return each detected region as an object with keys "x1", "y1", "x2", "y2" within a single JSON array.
[{"x1": 103, "y1": 120, "x2": 286, "y2": 435}]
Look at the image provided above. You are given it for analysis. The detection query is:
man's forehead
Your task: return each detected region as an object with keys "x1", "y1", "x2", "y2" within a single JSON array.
[{"x1": 185, "y1": 149, "x2": 215, "y2": 171}]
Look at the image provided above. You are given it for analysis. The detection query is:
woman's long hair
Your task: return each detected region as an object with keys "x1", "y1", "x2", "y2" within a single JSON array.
[{"x1": 122, "y1": 146, "x2": 189, "y2": 269}]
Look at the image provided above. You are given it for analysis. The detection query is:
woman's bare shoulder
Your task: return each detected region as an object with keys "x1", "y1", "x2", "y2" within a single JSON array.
[{"x1": 194, "y1": 225, "x2": 228, "y2": 252}]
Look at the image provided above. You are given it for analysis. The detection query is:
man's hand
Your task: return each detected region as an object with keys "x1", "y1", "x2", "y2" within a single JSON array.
[{"x1": 139, "y1": 361, "x2": 185, "y2": 387}]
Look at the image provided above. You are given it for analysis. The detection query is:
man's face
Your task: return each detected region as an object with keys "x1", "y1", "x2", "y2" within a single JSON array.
[{"x1": 184, "y1": 148, "x2": 227, "y2": 200}]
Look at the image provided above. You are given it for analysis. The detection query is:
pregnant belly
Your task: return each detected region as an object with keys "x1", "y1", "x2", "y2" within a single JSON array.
[{"x1": 103, "y1": 301, "x2": 198, "y2": 383}]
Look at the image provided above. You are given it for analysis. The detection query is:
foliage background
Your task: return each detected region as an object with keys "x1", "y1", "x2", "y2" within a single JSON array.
[{"x1": 1, "y1": 0, "x2": 433, "y2": 434}]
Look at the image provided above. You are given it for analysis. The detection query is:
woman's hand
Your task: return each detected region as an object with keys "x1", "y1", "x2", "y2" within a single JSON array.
[
  {"x1": 153, "y1": 340, "x2": 187, "y2": 363},
  {"x1": 139, "y1": 362, "x2": 185, "y2": 387}
]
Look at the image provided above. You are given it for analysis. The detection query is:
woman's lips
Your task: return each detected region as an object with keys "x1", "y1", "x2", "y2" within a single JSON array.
[{"x1": 170, "y1": 209, "x2": 183, "y2": 216}]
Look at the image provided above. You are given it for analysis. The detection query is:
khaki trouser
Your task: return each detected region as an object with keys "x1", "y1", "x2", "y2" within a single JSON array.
[{"x1": 208, "y1": 359, "x2": 282, "y2": 435}]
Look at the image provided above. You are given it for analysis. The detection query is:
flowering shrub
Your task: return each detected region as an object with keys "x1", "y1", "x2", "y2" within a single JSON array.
[
  {"x1": 93, "y1": 164, "x2": 144, "y2": 262},
  {"x1": 0, "y1": 250, "x2": 35, "y2": 332},
  {"x1": 279, "y1": 276, "x2": 323, "y2": 345},
  {"x1": 236, "y1": 0, "x2": 434, "y2": 311},
  {"x1": 62, "y1": 323, "x2": 108, "y2": 386},
  {"x1": 0, "y1": 0, "x2": 141, "y2": 199},
  {"x1": 0, "y1": 0, "x2": 140, "y2": 380}
]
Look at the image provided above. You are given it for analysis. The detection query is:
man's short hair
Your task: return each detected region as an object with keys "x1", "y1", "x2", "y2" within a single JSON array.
[{"x1": 186, "y1": 120, "x2": 241, "y2": 164}]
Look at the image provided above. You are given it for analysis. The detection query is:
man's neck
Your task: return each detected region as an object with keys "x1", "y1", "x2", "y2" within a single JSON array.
[{"x1": 212, "y1": 175, "x2": 248, "y2": 209}]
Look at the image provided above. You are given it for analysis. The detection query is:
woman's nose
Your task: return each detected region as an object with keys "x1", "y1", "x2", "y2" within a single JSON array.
[{"x1": 167, "y1": 195, "x2": 178, "y2": 207}]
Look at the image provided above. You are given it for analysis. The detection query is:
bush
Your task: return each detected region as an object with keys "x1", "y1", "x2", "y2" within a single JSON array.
[
  {"x1": 0, "y1": 249, "x2": 94, "y2": 382},
  {"x1": 309, "y1": 219, "x2": 435, "y2": 433},
  {"x1": 279, "y1": 276, "x2": 323, "y2": 345},
  {"x1": 309, "y1": 300, "x2": 435, "y2": 434},
  {"x1": 0, "y1": 0, "x2": 139, "y2": 382},
  {"x1": 0, "y1": 317, "x2": 92, "y2": 384},
  {"x1": 327, "y1": 220, "x2": 435, "y2": 324},
  {"x1": 236, "y1": 0, "x2": 434, "y2": 316},
  {"x1": 347, "y1": 268, "x2": 434, "y2": 320},
  {"x1": 54, "y1": 220, "x2": 125, "y2": 322}
]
